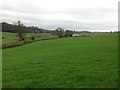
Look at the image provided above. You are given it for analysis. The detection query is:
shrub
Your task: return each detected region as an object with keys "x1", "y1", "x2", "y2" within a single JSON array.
[
  {"x1": 65, "y1": 34, "x2": 68, "y2": 37},
  {"x1": 2, "y1": 37, "x2": 4, "y2": 39},
  {"x1": 22, "y1": 38, "x2": 25, "y2": 41},
  {"x1": 31, "y1": 36, "x2": 36, "y2": 40},
  {"x1": 19, "y1": 37, "x2": 25, "y2": 41},
  {"x1": 59, "y1": 36, "x2": 63, "y2": 38}
]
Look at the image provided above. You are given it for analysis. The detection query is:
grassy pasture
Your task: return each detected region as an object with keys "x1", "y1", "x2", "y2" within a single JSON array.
[
  {"x1": 1, "y1": 32, "x2": 57, "y2": 46},
  {"x1": 2, "y1": 33, "x2": 118, "y2": 88}
]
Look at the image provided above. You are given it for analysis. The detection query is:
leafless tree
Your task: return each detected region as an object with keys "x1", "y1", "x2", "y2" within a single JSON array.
[
  {"x1": 56, "y1": 27, "x2": 64, "y2": 38},
  {"x1": 13, "y1": 20, "x2": 24, "y2": 40}
]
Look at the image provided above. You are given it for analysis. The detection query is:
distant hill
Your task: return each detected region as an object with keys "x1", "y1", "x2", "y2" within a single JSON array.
[{"x1": 1, "y1": 22, "x2": 54, "y2": 33}]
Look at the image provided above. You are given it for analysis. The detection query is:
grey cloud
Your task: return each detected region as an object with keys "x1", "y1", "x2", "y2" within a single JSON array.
[{"x1": 0, "y1": 0, "x2": 118, "y2": 31}]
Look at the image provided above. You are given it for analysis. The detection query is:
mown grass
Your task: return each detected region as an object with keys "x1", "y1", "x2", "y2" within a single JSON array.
[{"x1": 2, "y1": 33, "x2": 118, "y2": 88}]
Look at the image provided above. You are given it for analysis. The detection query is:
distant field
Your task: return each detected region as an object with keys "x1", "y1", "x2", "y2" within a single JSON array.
[
  {"x1": 2, "y1": 33, "x2": 118, "y2": 88},
  {"x1": 1, "y1": 32, "x2": 57, "y2": 46}
]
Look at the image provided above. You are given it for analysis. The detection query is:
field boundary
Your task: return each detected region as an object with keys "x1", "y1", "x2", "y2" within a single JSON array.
[{"x1": 1, "y1": 37, "x2": 59, "y2": 49}]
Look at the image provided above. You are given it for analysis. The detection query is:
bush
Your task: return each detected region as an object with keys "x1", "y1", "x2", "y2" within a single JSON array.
[
  {"x1": 22, "y1": 38, "x2": 25, "y2": 41},
  {"x1": 19, "y1": 37, "x2": 25, "y2": 41},
  {"x1": 65, "y1": 34, "x2": 68, "y2": 37},
  {"x1": 31, "y1": 36, "x2": 36, "y2": 40},
  {"x1": 59, "y1": 36, "x2": 63, "y2": 38},
  {"x1": 2, "y1": 37, "x2": 4, "y2": 39},
  {"x1": 64, "y1": 34, "x2": 72, "y2": 37}
]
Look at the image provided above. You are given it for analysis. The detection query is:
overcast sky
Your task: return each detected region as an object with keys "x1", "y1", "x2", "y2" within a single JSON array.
[{"x1": 0, "y1": 0, "x2": 119, "y2": 31}]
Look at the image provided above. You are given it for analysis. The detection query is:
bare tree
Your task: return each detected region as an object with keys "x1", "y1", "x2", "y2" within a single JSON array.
[
  {"x1": 56, "y1": 27, "x2": 64, "y2": 38},
  {"x1": 18, "y1": 21, "x2": 23, "y2": 40},
  {"x1": 13, "y1": 20, "x2": 24, "y2": 41}
]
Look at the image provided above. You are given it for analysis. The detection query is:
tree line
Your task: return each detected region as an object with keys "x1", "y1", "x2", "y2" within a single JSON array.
[
  {"x1": 1, "y1": 21, "x2": 94, "y2": 40},
  {"x1": 1, "y1": 22, "x2": 53, "y2": 33},
  {"x1": 1, "y1": 22, "x2": 76, "y2": 38}
]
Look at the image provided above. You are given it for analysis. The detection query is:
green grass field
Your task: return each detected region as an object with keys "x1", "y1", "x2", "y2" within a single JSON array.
[
  {"x1": 1, "y1": 32, "x2": 57, "y2": 46},
  {"x1": 2, "y1": 33, "x2": 118, "y2": 88}
]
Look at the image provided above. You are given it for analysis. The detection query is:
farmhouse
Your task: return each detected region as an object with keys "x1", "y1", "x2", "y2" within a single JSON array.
[
  {"x1": 73, "y1": 30, "x2": 91, "y2": 37},
  {"x1": 72, "y1": 34, "x2": 80, "y2": 37}
]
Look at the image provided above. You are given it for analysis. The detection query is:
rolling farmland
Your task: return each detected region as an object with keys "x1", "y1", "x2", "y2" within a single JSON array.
[{"x1": 2, "y1": 33, "x2": 118, "y2": 88}]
